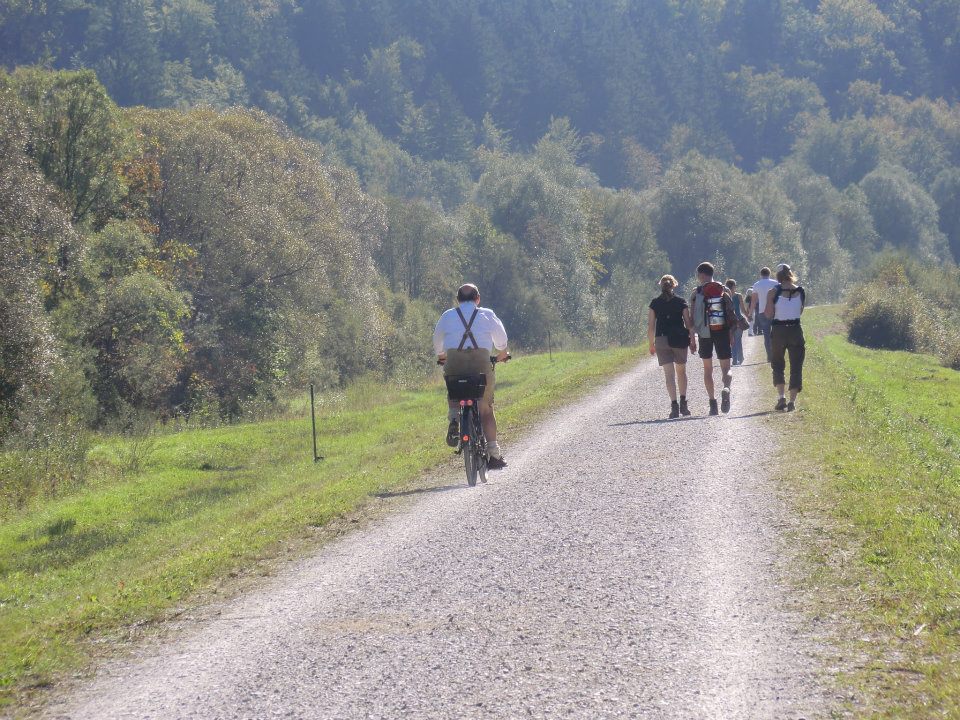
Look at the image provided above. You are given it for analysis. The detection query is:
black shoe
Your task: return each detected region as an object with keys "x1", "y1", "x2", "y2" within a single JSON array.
[
  {"x1": 679, "y1": 398, "x2": 691, "y2": 417},
  {"x1": 669, "y1": 401, "x2": 680, "y2": 419},
  {"x1": 786, "y1": 401, "x2": 796, "y2": 412},
  {"x1": 487, "y1": 456, "x2": 507, "y2": 470},
  {"x1": 775, "y1": 397, "x2": 787, "y2": 412},
  {"x1": 709, "y1": 399, "x2": 719, "y2": 416},
  {"x1": 721, "y1": 387, "x2": 731, "y2": 414},
  {"x1": 446, "y1": 419, "x2": 459, "y2": 447}
]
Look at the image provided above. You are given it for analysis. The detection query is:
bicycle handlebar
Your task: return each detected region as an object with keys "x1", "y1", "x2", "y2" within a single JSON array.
[{"x1": 437, "y1": 353, "x2": 512, "y2": 366}]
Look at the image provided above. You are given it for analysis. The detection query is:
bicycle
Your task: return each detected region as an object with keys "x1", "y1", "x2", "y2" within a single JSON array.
[{"x1": 440, "y1": 354, "x2": 510, "y2": 486}]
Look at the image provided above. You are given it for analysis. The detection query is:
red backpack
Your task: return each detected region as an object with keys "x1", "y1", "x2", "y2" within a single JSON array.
[{"x1": 699, "y1": 281, "x2": 735, "y2": 331}]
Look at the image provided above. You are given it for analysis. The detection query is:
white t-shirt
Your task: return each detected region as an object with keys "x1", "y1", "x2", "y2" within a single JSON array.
[
  {"x1": 433, "y1": 302, "x2": 508, "y2": 354},
  {"x1": 751, "y1": 277, "x2": 779, "y2": 313}
]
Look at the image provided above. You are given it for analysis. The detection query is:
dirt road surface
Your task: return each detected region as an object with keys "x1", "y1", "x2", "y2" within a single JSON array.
[{"x1": 44, "y1": 338, "x2": 833, "y2": 719}]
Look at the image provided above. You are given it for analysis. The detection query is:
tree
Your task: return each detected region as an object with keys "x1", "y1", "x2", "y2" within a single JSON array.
[
  {"x1": 0, "y1": 82, "x2": 77, "y2": 439},
  {"x1": 932, "y1": 168, "x2": 960, "y2": 263},
  {"x1": 9, "y1": 68, "x2": 133, "y2": 233},
  {"x1": 859, "y1": 163, "x2": 950, "y2": 261},
  {"x1": 79, "y1": 0, "x2": 163, "y2": 106}
]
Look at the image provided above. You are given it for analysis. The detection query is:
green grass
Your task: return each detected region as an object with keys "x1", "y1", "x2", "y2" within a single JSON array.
[
  {"x1": 0, "y1": 348, "x2": 639, "y2": 707},
  {"x1": 793, "y1": 306, "x2": 960, "y2": 717}
]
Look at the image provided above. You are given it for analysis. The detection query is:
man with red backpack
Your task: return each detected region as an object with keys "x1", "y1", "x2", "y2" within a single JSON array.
[{"x1": 690, "y1": 261, "x2": 737, "y2": 415}]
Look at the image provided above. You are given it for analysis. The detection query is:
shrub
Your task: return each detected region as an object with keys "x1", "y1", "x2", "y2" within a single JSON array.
[
  {"x1": 846, "y1": 257, "x2": 960, "y2": 370},
  {"x1": 846, "y1": 283, "x2": 920, "y2": 351}
]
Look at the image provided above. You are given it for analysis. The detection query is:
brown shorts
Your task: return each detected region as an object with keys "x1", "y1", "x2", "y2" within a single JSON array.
[
  {"x1": 655, "y1": 336, "x2": 688, "y2": 366},
  {"x1": 444, "y1": 348, "x2": 495, "y2": 405}
]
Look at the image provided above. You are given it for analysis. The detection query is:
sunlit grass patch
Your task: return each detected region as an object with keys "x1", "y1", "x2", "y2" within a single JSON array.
[{"x1": 793, "y1": 306, "x2": 960, "y2": 717}]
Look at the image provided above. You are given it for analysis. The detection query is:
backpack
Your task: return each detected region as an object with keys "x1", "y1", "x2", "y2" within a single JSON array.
[
  {"x1": 698, "y1": 281, "x2": 736, "y2": 332},
  {"x1": 773, "y1": 285, "x2": 806, "y2": 306}
]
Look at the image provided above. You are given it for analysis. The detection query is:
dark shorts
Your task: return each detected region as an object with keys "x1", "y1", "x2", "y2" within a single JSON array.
[{"x1": 698, "y1": 330, "x2": 732, "y2": 360}]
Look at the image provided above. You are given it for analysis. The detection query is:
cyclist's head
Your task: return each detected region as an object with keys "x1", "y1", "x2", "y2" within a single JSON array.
[
  {"x1": 760, "y1": 266, "x2": 771, "y2": 278},
  {"x1": 696, "y1": 261, "x2": 714, "y2": 282},
  {"x1": 457, "y1": 283, "x2": 480, "y2": 303}
]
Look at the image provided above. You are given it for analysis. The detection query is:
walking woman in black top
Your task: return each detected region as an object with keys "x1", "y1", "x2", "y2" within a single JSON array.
[{"x1": 648, "y1": 274, "x2": 696, "y2": 418}]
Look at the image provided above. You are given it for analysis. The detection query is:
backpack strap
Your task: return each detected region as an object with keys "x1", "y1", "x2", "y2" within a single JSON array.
[
  {"x1": 455, "y1": 307, "x2": 480, "y2": 350},
  {"x1": 774, "y1": 285, "x2": 805, "y2": 305}
]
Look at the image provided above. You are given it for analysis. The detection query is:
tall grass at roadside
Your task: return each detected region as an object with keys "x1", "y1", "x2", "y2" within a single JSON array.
[
  {"x1": 0, "y1": 347, "x2": 640, "y2": 707},
  {"x1": 793, "y1": 306, "x2": 960, "y2": 718}
]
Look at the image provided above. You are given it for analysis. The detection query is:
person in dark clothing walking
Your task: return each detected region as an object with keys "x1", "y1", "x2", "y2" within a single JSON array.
[{"x1": 648, "y1": 275, "x2": 695, "y2": 418}]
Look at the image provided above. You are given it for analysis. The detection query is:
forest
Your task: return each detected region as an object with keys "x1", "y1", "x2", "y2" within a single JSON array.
[{"x1": 2, "y1": 0, "x2": 960, "y2": 496}]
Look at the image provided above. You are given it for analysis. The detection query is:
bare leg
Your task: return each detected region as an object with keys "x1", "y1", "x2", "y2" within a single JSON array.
[
  {"x1": 676, "y1": 363, "x2": 688, "y2": 397},
  {"x1": 720, "y1": 358, "x2": 732, "y2": 388},
  {"x1": 480, "y1": 401, "x2": 497, "y2": 443},
  {"x1": 702, "y1": 358, "x2": 715, "y2": 399},
  {"x1": 662, "y1": 363, "x2": 678, "y2": 401},
  {"x1": 776, "y1": 383, "x2": 786, "y2": 397},
  {"x1": 789, "y1": 388, "x2": 799, "y2": 403}
]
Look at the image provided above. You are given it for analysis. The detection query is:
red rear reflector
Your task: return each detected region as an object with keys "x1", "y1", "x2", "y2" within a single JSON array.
[
  {"x1": 462, "y1": 435, "x2": 470, "y2": 442},
  {"x1": 466, "y1": 399, "x2": 474, "y2": 406}
]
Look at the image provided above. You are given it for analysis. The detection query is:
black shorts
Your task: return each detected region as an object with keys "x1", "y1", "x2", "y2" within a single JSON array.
[{"x1": 698, "y1": 330, "x2": 732, "y2": 360}]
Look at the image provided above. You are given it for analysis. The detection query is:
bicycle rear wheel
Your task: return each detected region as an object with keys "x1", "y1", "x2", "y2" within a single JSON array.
[{"x1": 461, "y1": 409, "x2": 479, "y2": 486}]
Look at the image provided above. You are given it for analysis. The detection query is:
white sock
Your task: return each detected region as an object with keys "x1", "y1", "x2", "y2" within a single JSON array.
[
  {"x1": 487, "y1": 441, "x2": 502, "y2": 459},
  {"x1": 448, "y1": 409, "x2": 458, "y2": 422}
]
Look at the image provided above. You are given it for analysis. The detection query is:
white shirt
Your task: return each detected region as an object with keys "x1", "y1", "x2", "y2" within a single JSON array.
[
  {"x1": 774, "y1": 287, "x2": 804, "y2": 321},
  {"x1": 751, "y1": 277, "x2": 779, "y2": 313},
  {"x1": 433, "y1": 302, "x2": 508, "y2": 355}
]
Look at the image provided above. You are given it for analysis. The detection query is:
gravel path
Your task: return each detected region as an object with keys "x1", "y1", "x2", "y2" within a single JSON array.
[{"x1": 44, "y1": 338, "x2": 831, "y2": 719}]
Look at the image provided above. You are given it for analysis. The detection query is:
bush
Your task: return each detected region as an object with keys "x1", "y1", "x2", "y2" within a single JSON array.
[
  {"x1": 846, "y1": 257, "x2": 960, "y2": 369},
  {"x1": 846, "y1": 283, "x2": 920, "y2": 351}
]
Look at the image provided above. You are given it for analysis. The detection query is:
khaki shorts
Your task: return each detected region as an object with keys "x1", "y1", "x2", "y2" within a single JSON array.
[
  {"x1": 655, "y1": 336, "x2": 688, "y2": 366},
  {"x1": 444, "y1": 348, "x2": 495, "y2": 405}
]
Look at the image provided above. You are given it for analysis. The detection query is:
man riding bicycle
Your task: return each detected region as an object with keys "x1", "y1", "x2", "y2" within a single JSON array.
[{"x1": 433, "y1": 284, "x2": 510, "y2": 470}]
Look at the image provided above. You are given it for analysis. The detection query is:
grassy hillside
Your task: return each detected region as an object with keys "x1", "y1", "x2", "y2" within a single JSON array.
[
  {"x1": 794, "y1": 307, "x2": 960, "y2": 717},
  {"x1": 0, "y1": 347, "x2": 639, "y2": 708}
]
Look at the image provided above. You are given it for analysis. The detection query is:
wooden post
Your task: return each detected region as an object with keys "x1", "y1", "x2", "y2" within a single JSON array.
[{"x1": 310, "y1": 384, "x2": 322, "y2": 462}]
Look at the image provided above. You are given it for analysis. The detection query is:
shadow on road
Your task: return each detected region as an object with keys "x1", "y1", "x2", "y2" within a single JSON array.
[
  {"x1": 609, "y1": 416, "x2": 708, "y2": 427},
  {"x1": 732, "y1": 410, "x2": 777, "y2": 419},
  {"x1": 374, "y1": 484, "x2": 465, "y2": 499}
]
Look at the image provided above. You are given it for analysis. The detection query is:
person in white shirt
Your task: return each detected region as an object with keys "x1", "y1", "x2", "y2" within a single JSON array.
[
  {"x1": 751, "y1": 267, "x2": 779, "y2": 362},
  {"x1": 433, "y1": 284, "x2": 510, "y2": 468},
  {"x1": 764, "y1": 264, "x2": 806, "y2": 412}
]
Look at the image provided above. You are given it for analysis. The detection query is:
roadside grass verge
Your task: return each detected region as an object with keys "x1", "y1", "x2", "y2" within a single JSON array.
[
  {"x1": 793, "y1": 306, "x2": 960, "y2": 717},
  {"x1": 0, "y1": 347, "x2": 640, "y2": 708}
]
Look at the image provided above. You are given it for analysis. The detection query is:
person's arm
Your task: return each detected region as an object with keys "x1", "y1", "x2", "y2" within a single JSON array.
[
  {"x1": 647, "y1": 308, "x2": 656, "y2": 356},
  {"x1": 683, "y1": 307, "x2": 697, "y2": 354},
  {"x1": 433, "y1": 315, "x2": 446, "y2": 361},
  {"x1": 764, "y1": 288, "x2": 777, "y2": 319},
  {"x1": 490, "y1": 312, "x2": 509, "y2": 360}
]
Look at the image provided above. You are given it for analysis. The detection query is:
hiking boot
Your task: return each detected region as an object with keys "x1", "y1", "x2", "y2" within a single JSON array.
[
  {"x1": 720, "y1": 387, "x2": 731, "y2": 414},
  {"x1": 446, "y1": 419, "x2": 459, "y2": 447},
  {"x1": 786, "y1": 401, "x2": 796, "y2": 412},
  {"x1": 669, "y1": 401, "x2": 680, "y2": 419},
  {"x1": 487, "y1": 456, "x2": 507, "y2": 470},
  {"x1": 709, "y1": 399, "x2": 719, "y2": 416},
  {"x1": 775, "y1": 397, "x2": 788, "y2": 412},
  {"x1": 679, "y1": 398, "x2": 691, "y2": 417}
]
